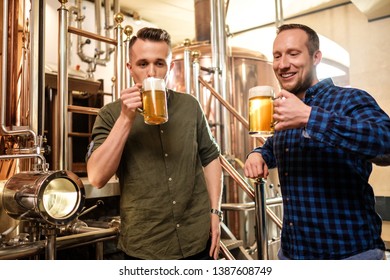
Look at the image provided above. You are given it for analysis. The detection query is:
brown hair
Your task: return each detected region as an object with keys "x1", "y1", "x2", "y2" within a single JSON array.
[
  {"x1": 129, "y1": 27, "x2": 172, "y2": 50},
  {"x1": 277, "y1": 24, "x2": 320, "y2": 55}
]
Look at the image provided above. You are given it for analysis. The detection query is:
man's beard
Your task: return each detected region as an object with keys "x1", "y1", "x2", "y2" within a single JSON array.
[{"x1": 279, "y1": 74, "x2": 314, "y2": 96}]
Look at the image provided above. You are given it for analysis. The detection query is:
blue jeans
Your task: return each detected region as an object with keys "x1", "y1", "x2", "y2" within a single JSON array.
[{"x1": 277, "y1": 248, "x2": 386, "y2": 260}]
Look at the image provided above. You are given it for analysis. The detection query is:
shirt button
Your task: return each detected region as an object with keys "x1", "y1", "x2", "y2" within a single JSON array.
[
  {"x1": 160, "y1": 130, "x2": 164, "y2": 134},
  {"x1": 165, "y1": 153, "x2": 168, "y2": 157},
  {"x1": 285, "y1": 148, "x2": 289, "y2": 152},
  {"x1": 172, "y1": 201, "x2": 176, "y2": 205},
  {"x1": 169, "y1": 177, "x2": 172, "y2": 181},
  {"x1": 289, "y1": 222, "x2": 293, "y2": 226},
  {"x1": 176, "y1": 224, "x2": 180, "y2": 228},
  {"x1": 284, "y1": 172, "x2": 288, "y2": 176}
]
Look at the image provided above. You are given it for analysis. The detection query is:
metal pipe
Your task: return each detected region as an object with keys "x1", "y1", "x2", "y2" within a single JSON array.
[
  {"x1": 0, "y1": 227, "x2": 118, "y2": 260},
  {"x1": 222, "y1": 202, "x2": 255, "y2": 211},
  {"x1": 0, "y1": 242, "x2": 46, "y2": 260},
  {"x1": 199, "y1": 76, "x2": 266, "y2": 146},
  {"x1": 219, "y1": 155, "x2": 255, "y2": 199},
  {"x1": 222, "y1": 196, "x2": 283, "y2": 211},
  {"x1": 219, "y1": 240, "x2": 235, "y2": 260},
  {"x1": 217, "y1": 0, "x2": 232, "y2": 156},
  {"x1": 199, "y1": 77, "x2": 249, "y2": 129},
  {"x1": 1, "y1": 0, "x2": 37, "y2": 145},
  {"x1": 45, "y1": 227, "x2": 57, "y2": 260},
  {"x1": 254, "y1": 178, "x2": 268, "y2": 260},
  {"x1": 113, "y1": 0, "x2": 120, "y2": 15},
  {"x1": 96, "y1": 241, "x2": 104, "y2": 260},
  {"x1": 104, "y1": 0, "x2": 114, "y2": 61},
  {"x1": 192, "y1": 50, "x2": 201, "y2": 101},
  {"x1": 275, "y1": 0, "x2": 284, "y2": 27},
  {"x1": 55, "y1": 227, "x2": 118, "y2": 250},
  {"x1": 68, "y1": 26, "x2": 117, "y2": 45},
  {"x1": 123, "y1": 25, "x2": 133, "y2": 89},
  {"x1": 210, "y1": 0, "x2": 222, "y2": 147},
  {"x1": 113, "y1": 13, "x2": 124, "y2": 101},
  {"x1": 68, "y1": 105, "x2": 99, "y2": 115},
  {"x1": 0, "y1": 154, "x2": 46, "y2": 166},
  {"x1": 183, "y1": 39, "x2": 192, "y2": 94},
  {"x1": 95, "y1": 0, "x2": 103, "y2": 57},
  {"x1": 58, "y1": 0, "x2": 69, "y2": 170}
]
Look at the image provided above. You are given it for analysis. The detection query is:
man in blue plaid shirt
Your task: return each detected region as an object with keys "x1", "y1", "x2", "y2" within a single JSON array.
[{"x1": 244, "y1": 24, "x2": 390, "y2": 260}]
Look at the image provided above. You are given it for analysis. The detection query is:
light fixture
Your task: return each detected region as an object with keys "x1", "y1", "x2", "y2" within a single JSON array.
[{"x1": 2, "y1": 170, "x2": 85, "y2": 225}]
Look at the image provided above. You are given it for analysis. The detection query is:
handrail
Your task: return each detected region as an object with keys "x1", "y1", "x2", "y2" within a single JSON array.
[
  {"x1": 68, "y1": 26, "x2": 117, "y2": 45},
  {"x1": 219, "y1": 155, "x2": 282, "y2": 229},
  {"x1": 68, "y1": 105, "x2": 99, "y2": 115},
  {"x1": 219, "y1": 155, "x2": 255, "y2": 199},
  {"x1": 219, "y1": 240, "x2": 235, "y2": 260},
  {"x1": 198, "y1": 76, "x2": 266, "y2": 146},
  {"x1": 198, "y1": 76, "x2": 249, "y2": 129}
]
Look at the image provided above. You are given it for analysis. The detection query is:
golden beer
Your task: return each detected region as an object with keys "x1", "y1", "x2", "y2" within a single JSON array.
[
  {"x1": 142, "y1": 77, "x2": 168, "y2": 125},
  {"x1": 143, "y1": 89, "x2": 168, "y2": 125},
  {"x1": 248, "y1": 86, "x2": 274, "y2": 137}
]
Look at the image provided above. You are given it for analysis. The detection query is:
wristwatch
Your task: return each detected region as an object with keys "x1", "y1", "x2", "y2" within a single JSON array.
[{"x1": 210, "y1": 208, "x2": 223, "y2": 222}]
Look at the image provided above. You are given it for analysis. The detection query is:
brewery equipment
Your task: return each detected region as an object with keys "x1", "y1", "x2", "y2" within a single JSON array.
[{"x1": 0, "y1": 0, "x2": 283, "y2": 260}]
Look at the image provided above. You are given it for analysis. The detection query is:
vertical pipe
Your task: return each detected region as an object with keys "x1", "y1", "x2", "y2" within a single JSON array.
[
  {"x1": 95, "y1": 0, "x2": 102, "y2": 56},
  {"x1": 104, "y1": 0, "x2": 113, "y2": 61},
  {"x1": 254, "y1": 178, "x2": 268, "y2": 260},
  {"x1": 183, "y1": 39, "x2": 192, "y2": 95},
  {"x1": 192, "y1": 51, "x2": 201, "y2": 101},
  {"x1": 58, "y1": 0, "x2": 69, "y2": 170},
  {"x1": 45, "y1": 227, "x2": 57, "y2": 260},
  {"x1": 275, "y1": 0, "x2": 284, "y2": 27},
  {"x1": 30, "y1": 0, "x2": 46, "y2": 138},
  {"x1": 113, "y1": 13, "x2": 124, "y2": 101},
  {"x1": 113, "y1": 0, "x2": 120, "y2": 15},
  {"x1": 123, "y1": 25, "x2": 133, "y2": 89},
  {"x1": 217, "y1": 0, "x2": 231, "y2": 155},
  {"x1": 1, "y1": 0, "x2": 36, "y2": 144},
  {"x1": 95, "y1": 241, "x2": 104, "y2": 260},
  {"x1": 210, "y1": 0, "x2": 221, "y2": 148}
]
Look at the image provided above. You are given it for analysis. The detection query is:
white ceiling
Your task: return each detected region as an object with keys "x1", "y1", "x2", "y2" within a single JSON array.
[
  {"x1": 116, "y1": 0, "x2": 390, "y2": 78},
  {"x1": 119, "y1": 0, "x2": 390, "y2": 47}
]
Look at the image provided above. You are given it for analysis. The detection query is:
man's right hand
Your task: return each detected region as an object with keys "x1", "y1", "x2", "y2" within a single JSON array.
[
  {"x1": 244, "y1": 152, "x2": 269, "y2": 179},
  {"x1": 120, "y1": 83, "x2": 143, "y2": 119}
]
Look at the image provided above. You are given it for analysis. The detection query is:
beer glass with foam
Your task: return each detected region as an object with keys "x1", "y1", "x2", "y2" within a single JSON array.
[
  {"x1": 248, "y1": 85, "x2": 275, "y2": 137},
  {"x1": 141, "y1": 77, "x2": 168, "y2": 125}
]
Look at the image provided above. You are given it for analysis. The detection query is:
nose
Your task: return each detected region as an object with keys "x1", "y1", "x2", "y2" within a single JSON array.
[
  {"x1": 147, "y1": 65, "x2": 156, "y2": 77},
  {"x1": 278, "y1": 55, "x2": 290, "y2": 69}
]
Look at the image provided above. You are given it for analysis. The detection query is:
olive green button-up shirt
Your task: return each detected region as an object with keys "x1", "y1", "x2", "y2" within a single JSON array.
[{"x1": 90, "y1": 90, "x2": 220, "y2": 259}]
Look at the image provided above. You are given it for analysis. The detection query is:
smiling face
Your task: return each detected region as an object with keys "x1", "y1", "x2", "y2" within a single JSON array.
[{"x1": 272, "y1": 28, "x2": 322, "y2": 99}]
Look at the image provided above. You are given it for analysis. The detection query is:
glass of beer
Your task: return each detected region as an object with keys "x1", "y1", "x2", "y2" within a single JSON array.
[
  {"x1": 141, "y1": 77, "x2": 168, "y2": 125},
  {"x1": 248, "y1": 85, "x2": 275, "y2": 137}
]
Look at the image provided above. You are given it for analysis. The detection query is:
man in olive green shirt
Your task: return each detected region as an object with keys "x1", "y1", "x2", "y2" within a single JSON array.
[{"x1": 86, "y1": 27, "x2": 223, "y2": 259}]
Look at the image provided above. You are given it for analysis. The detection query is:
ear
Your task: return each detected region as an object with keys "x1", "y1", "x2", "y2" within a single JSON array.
[{"x1": 313, "y1": 50, "x2": 322, "y2": 66}]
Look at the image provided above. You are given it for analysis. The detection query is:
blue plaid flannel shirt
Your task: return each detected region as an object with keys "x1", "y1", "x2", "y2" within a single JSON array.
[{"x1": 254, "y1": 78, "x2": 390, "y2": 259}]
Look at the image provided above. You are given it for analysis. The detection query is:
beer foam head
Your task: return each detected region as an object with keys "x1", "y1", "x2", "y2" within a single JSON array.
[
  {"x1": 143, "y1": 77, "x2": 166, "y2": 91},
  {"x1": 248, "y1": 85, "x2": 274, "y2": 99}
]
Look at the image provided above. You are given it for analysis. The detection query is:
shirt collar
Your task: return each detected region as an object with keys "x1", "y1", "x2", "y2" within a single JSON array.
[{"x1": 305, "y1": 78, "x2": 334, "y2": 100}]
